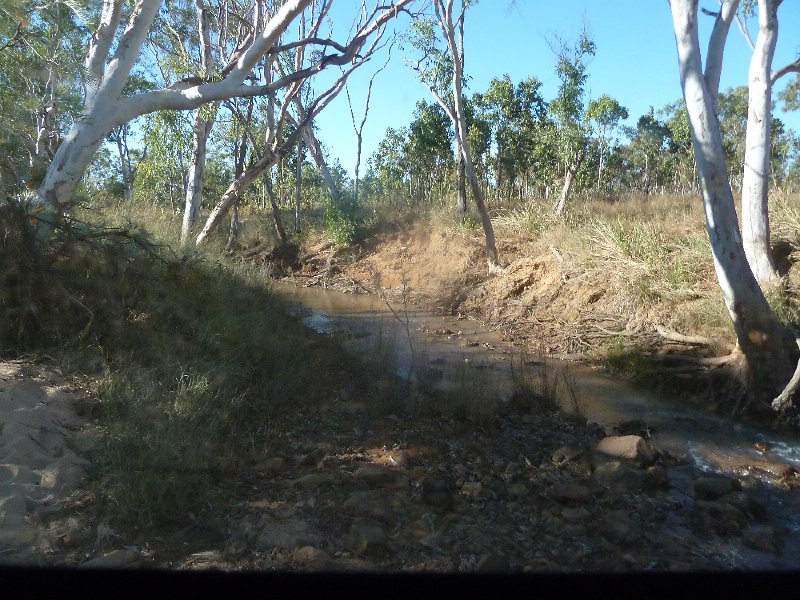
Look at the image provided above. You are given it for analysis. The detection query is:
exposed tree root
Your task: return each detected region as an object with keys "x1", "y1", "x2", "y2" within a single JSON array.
[{"x1": 654, "y1": 325, "x2": 717, "y2": 347}]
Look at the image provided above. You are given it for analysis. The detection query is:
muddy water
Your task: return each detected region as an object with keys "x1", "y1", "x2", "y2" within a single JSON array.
[{"x1": 275, "y1": 282, "x2": 800, "y2": 483}]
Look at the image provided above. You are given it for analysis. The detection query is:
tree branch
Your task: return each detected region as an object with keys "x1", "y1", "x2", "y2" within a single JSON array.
[
  {"x1": 705, "y1": 0, "x2": 740, "y2": 112},
  {"x1": 772, "y1": 59, "x2": 800, "y2": 83}
]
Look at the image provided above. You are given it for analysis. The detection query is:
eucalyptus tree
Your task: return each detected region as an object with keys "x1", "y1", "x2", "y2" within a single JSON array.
[
  {"x1": 549, "y1": 30, "x2": 595, "y2": 216},
  {"x1": 29, "y1": 0, "x2": 416, "y2": 238},
  {"x1": 735, "y1": 0, "x2": 800, "y2": 287},
  {"x1": 0, "y1": 1, "x2": 84, "y2": 193},
  {"x1": 669, "y1": 0, "x2": 797, "y2": 414},
  {"x1": 290, "y1": 96, "x2": 340, "y2": 206},
  {"x1": 476, "y1": 75, "x2": 548, "y2": 198},
  {"x1": 586, "y1": 94, "x2": 628, "y2": 191},
  {"x1": 406, "y1": 100, "x2": 453, "y2": 202},
  {"x1": 369, "y1": 126, "x2": 411, "y2": 197},
  {"x1": 180, "y1": 0, "x2": 216, "y2": 242},
  {"x1": 135, "y1": 109, "x2": 193, "y2": 210},
  {"x1": 625, "y1": 109, "x2": 670, "y2": 194},
  {"x1": 658, "y1": 100, "x2": 698, "y2": 192},
  {"x1": 194, "y1": 0, "x2": 415, "y2": 245},
  {"x1": 345, "y1": 48, "x2": 391, "y2": 204},
  {"x1": 717, "y1": 86, "x2": 749, "y2": 185},
  {"x1": 409, "y1": 0, "x2": 498, "y2": 270}
]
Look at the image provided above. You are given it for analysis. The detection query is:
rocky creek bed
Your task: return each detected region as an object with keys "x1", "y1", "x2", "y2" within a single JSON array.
[{"x1": 2, "y1": 352, "x2": 800, "y2": 572}]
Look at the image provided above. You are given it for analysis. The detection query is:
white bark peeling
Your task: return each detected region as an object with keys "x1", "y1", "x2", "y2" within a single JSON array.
[{"x1": 741, "y1": 0, "x2": 780, "y2": 287}]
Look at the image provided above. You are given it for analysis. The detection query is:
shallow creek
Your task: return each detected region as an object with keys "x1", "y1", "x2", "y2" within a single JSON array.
[
  {"x1": 277, "y1": 283, "x2": 800, "y2": 475},
  {"x1": 276, "y1": 282, "x2": 800, "y2": 548}
]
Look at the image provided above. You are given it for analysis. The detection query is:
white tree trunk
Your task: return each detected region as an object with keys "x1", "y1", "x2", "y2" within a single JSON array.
[
  {"x1": 741, "y1": 0, "x2": 780, "y2": 287},
  {"x1": 38, "y1": 0, "x2": 160, "y2": 211},
  {"x1": 181, "y1": 111, "x2": 214, "y2": 243},
  {"x1": 435, "y1": 0, "x2": 498, "y2": 270},
  {"x1": 554, "y1": 151, "x2": 583, "y2": 216},
  {"x1": 304, "y1": 128, "x2": 340, "y2": 205},
  {"x1": 37, "y1": 0, "x2": 312, "y2": 210},
  {"x1": 670, "y1": 0, "x2": 794, "y2": 409},
  {"x1": 292, "y1": 96, "x2": 340, "y2": 205},
  {"x1": 180, "y1": 0, "x2": 216, "y2": 244}
]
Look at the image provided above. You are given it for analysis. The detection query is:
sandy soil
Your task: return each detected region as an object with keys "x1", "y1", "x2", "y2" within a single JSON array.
[{"x1": 0, "y1": 361, "x2": 98, "y2": 563}]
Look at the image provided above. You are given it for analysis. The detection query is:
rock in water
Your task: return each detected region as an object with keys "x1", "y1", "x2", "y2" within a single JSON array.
[{"x1": 595, "y1": 435, "x2": 655, "y2": 465}]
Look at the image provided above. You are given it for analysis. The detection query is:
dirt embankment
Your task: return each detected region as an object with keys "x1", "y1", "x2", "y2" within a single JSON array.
[{"x1": 286, "y1": 223, "x2": 728, "y2": 362}]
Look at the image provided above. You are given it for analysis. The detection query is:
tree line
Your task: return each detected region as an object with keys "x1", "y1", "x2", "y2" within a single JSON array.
[{"x1": 366, "y1": 80, "x2": 799, "y2": 207}]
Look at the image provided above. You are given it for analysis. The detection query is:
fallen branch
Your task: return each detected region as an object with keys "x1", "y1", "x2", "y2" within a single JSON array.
[{"x1": 655, "y1": 324, "x2": 715, "y2": 346}]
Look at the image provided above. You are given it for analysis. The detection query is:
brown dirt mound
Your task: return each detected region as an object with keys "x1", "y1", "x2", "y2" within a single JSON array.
[{"x1": 288, "y1": 223, "x2": 724, "y2": 360}]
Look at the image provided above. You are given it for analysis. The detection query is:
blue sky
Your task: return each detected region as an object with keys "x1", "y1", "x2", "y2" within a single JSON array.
[{"x1": 312, "y1": 0, "x2": 800, "y2": 177}]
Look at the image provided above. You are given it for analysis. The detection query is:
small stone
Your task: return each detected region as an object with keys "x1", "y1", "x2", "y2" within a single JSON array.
[
  {"x1": 343, "y1": 490, "x2": 396, "y2": 523},
  {"x1": 752, "y1": 441, "x2": 772, "y2": 453},
  {"x1": 292, "y1": 474, "x2": 329, "y2": 490},
  {"x1": 599, "y1": 510, "x2": 639, "y2": 544},
  {"x1": 551, "y1": 444, "x2": 587, "y2": 465},
  {"x1": 592, "y1": 461, "x2": 623, "y2": 484},
  {"x1": 742, "y1": 525, "x2": 779, "y2": 554},
  {"x1": 719, "y1": 491, "x2": 767, "y2": 521},
  {"x1": 39, "y1": 460, "x2": 86, "y2": 492},
  {"x1": 692, "y1": 500, "x2": 748, "y2": 538},
  {"x1": 387, "y1": 450, "x2": 411, "y2": 468},
  {"x1": 255, "y1": 518, "x2": 318, "y2": 550},
  {"x1": 507, "y1": 482, "x2": 529, "y2": 497},
  {"x1": 348, "y1": 519, "x2": 393, "y2": 558},
  {"x1": 694, "y1": 476, "x2": 736, "y2": 501},
  {"x1": 595, "y1": 435, "x2": 655, "y2": 464},
  {"x1": 292, "y1": 546, "x2": 330, "y2": 566},
  {"x1": 60, "y1": 528, "x2": 89, "y2": 547},
  {"x1": 645, "y1": 465, "x2": 670, "y2": 491},
  {"x1": 255, "y1": 456, "x2": 286, "y2": 475}
]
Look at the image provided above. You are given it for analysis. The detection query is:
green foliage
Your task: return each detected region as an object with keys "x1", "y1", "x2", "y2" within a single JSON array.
[
  {"x1": 134, "y1": 111, "x2": 192, "y2": 209},
  {"x1": 0, "y1": 0, "x2": 84, "y2": 193},
  {"x1": 780, "y1": 75, "x2": 800, "y2": 112},
  {"x1": 325, "y1": 197, "x2": 361, "y2": 245},
  {"x1": 474, "y1": 74, "x2": 552, "y2": 193},
  {"x1": 602, "y1": 336, "x2": 649, "y2": 380}
]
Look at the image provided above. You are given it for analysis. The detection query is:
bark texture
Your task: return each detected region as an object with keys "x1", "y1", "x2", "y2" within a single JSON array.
[
  {"x1": 670, "y1": 0, "x2": 796, "y2": 411},
  {"x1": 741, "y1": 0, "x2": 781, "y2": 286}
]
